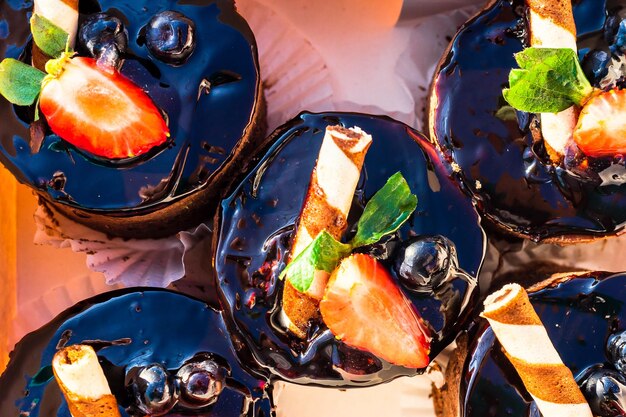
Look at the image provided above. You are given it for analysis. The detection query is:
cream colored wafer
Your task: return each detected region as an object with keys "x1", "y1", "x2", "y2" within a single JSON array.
[
  {"x1": 526, "y1": 0, "x2": 578, "y2": 158},
  {"x1": 281, "y1": 125, "x2": 372, "y2": 338},
  {"x1": 482, "y1": 284, "x2": 592, "y2": 417},
  {"x1": 52, "y1": 345, "x2": 122, "y2": 417},
  {"x1": 32, "y1": 0, "x2": 79, "y2": 69}
]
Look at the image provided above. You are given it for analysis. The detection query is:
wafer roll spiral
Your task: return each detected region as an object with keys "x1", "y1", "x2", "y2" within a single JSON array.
[
  {"x1": 526, "y1": 0, "x2": 578, "y2": 157},
  {"x1": 52, "y1": 345, "x2": 122, "y2": 417},
  {"x1": 281, "y1": 126, "x2": 372, "y2": 338},
  {"x1": 482, "y1": 284, "x2": 592, "y2": 417}
]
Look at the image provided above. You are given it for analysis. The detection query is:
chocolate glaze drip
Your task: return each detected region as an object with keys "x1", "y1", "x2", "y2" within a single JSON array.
[
  {"x1": 0, "y1": 290, "x2": 273, "y2": 417},
  {"x1": 214, "y1": 112, "x2": 486, "y2": 386},
  {"x1": 429, "y1": 0, "x2": 626, "y2": 241},
  {"x1": 460, "y1": 271, "x2": 626, "y2": 417},
  {"x1": 0, "y1": 0, "x2": 259, "y2": 213}
]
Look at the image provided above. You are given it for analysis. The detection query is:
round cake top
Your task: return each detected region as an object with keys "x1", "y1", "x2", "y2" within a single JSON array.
[
  {"x1": 0, "y1": 289, "x2": 272, "y2": 417},
  {"x1": 215, "y1": 112, "x2": 485, "y2": 387},
  {"x1": 457, "y1": 271, "x2": 626, "y2": 417},
  {"x1": 0, "y1": 0, "x2": 260, "y2": 213},
  {"x1": 429, "y1": 0, "x2": 626, "y2": 242}
]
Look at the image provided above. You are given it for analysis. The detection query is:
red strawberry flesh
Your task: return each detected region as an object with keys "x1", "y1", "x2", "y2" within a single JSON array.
[
  {"x1": 573, "y1": 89, "x2": 626, "y2": 157},
  {"x1": 39, "y1": 57, "x2": 169, "y2": 159},
  {"x1": 320, "y1": 253, "x2": 430, "y2": 369}
]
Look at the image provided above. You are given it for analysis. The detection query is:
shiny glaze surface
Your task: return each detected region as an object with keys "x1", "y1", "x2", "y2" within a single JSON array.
[
  {"x1": 215, "y1": 112, "x2": 486, "y2": 386},
  {"x1": 0, "y1": 0, "x2": 259, "y2": 212},
  {"x1": 430, "y1": 0, "x2": 626, "y2": 241},
  {"x1": 0, "y1": 290, "x2": 272, "y2": 417},
  {"x1": 460, "y1": 272, "x2": 624, "y2": 417}
]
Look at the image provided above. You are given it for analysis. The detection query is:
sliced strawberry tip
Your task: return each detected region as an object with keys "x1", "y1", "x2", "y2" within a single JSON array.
[
  {"x1": 320, "y1": 253, "x2": 431, "y2": 369},
  {"x1": 39, "y1": 57, "x2": 169, "y2": 159},
  {"x1": 573, "y1": 88, "x2": 626, "y2": 158}
]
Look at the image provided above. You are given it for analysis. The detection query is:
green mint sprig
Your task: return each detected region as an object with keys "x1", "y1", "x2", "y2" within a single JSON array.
[
  {"x1": 0, "y1": 15, "x2": 71, "y2": 107},
  {"x1": 280, "y1": 172, "x2": 418, "y2": 293},
  {"x1": 503, "y1": 47, "x2": 594, "y2": 113},
  {"x1": 31, "y1": 14, "x2": 70, "y2": 58}
]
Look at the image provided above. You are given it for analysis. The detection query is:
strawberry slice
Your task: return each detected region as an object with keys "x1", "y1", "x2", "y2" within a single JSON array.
[
  {"x1": 320, "y1": 253, "x2": 430, "y2": 368},
  {"x1": 574, "y1": 89, "x2": 626, "y2": 157},
  {"x1": 39, "y1": 57, "x2": 169, "y2": 159}
]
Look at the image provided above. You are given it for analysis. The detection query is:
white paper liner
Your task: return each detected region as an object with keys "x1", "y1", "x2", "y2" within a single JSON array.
[
  {"x1": 31, "y1": 0, "x2": 336, "y2": 289},
  {"x1": 33, "y1": 204, "x2": 211, "y2": 287},
  {"x1": 238, "y1": 0, "x2": 336, "y2": 132}
]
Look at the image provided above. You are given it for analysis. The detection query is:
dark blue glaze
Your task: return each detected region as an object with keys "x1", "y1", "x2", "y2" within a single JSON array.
[
  {"x1": 214, "y1": 112, "x2": 485, "y2": 386},
  {"x1": 460, "y1": 271, "x2": 626, "y2": 417},
  {"x1": 0, "y1": 0, "x2": 259, "y2": 212},
  {"x1": 0, "y1": 290, "x2": 273, "y2": 416},
  {"x1": 429, "y1": 0, "x2": 626, "y2": 241}
]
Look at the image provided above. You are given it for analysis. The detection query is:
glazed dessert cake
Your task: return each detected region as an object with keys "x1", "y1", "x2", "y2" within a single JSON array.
[
  {"x1": 0, "y1": 289, "x2": 273, "y2": 416},
  {"x1": 436, "y1": 271, "x2": 626, "y2": 417},
  {"x1": 0, "y1": 0, "x2": 266, "y2": 239},
  {"x1": 214, "y1": 112, "x2": 486, "y2": 386},
  {"x1": 429, "y1": 0, "x2": 626, "y2": 243}
]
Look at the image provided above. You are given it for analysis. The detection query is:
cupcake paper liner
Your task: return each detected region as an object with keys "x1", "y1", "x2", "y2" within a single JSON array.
[{"x1": 33, "y1": 204, "x2": 212, "y2": 287}]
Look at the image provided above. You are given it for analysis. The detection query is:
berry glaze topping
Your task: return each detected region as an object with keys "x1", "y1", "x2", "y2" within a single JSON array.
[
  {"x1": 0, "y1": 290, "x2": 272, "y2": 417},
  {"x1": 214, "y1": 112, "x2": 485, "y2": 386},
  {"x1": 0, "y1": 0, "x2": 260, "y2": 224},
  {"x1": 458, "y1": 272, "x2": 626, "y2": 417},
  {"x1": 429, "y1": 0, "x2": 626, "y2": 241}
]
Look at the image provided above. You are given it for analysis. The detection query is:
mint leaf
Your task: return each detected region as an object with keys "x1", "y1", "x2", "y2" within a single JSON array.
[
  {"x1": 30, "y1": 14, "x2": 70, "y2": 58},
  {"x1": 0, "y1": 59, "x2": 45, "y2": 106},
  {"x1": 350, "y1": 172, "x2": 417, "y2": 248},
  {"x1": 281, "y1": 231, "x2": 351, "y2": 293},
  {"x1": 503, "y1": 47, "x2": 594, "y2": 113}
]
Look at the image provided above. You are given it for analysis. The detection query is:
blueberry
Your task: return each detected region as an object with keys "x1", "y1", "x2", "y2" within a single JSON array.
[
  {"x1": 127, "y1": 363, "x2": 178, "y2": 416},
  {"x1": 145, "y1": 11, "x2": 196, "y2": 66},
  {"x1": 581, "y1": 49, "x2": 610, "y2": 85},
  {"x1": 393, "y1": 235, "x2": 457, "y2": 293},
  {"x1": 605, "y1": 13, "x2": 621, "y2": 45},
  {"x1": 608, "y1": 331, "x2": 626, "y2": 373},
  {"x1": 580, "y1": 367, "x2": 626, "y2": 417},
  {"x1": 176, "y1": 355, "x2": 225, "y2": 408},
  {"x1": 78, "y1": 13, "x2": 128, "y2": 66}
]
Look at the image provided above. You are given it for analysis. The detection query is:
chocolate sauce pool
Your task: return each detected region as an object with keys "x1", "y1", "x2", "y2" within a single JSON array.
[
  {"x1": 460, "y1": 272, "x2": 625, "y2": 417},
  {"x1": 214, "y1": 112, "x2": 486, "y2": 386},
  {"x1": 429, "y1": 0, "x2": 626, "y2": 241},
  {"x1": 0, "y1": 0, "x2": 259, "y2": 213},
  {"x1": 0, "y1": 290, "x2": 273, "y2": 417}
]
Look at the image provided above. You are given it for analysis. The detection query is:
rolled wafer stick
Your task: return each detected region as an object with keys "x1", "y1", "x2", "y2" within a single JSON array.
[
  {"x1": 281, "y1": 125, "x2": 372, "y2": 338},
  {"x1": 52, "y1": 345, "x2": 122, "y2": 417},
  {"x1": 481, "y1": 283, "x2": 592, "y2": 417},
  {"x1": 526, "y1": 0, "x2": 578, "y2": 158},
  {"x1": 32, "y1": 0, "x2": 79, "y2": 70}
]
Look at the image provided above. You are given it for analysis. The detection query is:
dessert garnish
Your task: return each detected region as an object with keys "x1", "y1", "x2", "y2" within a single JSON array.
[
  {"x1": 320, "y1": 253, "x2": 430, "y2": 368},
  {"x1": 481, "y1": 283, "x2": 593, "y2": 417},
  {"x1": 281, "y1": 125, "x2": 372, "y2": 337},
  {"x1": 52, "y1": 344, "x2": 122, "y2": 417},
  {"x1": 126, "y1": 353, "x2": 228, "y2": 415},
  {"x1": 519, "y1": 0, "x2": 578, "y2": 157},
  {"x1": 281, "y1": 171, "x2": 418, "y2": 293},
  {"x1": 0, "y1": 15, "x2": 169, "y2": 159},
  {"x1": 275, "y1": 126, "x2": 428, "y2": 367},
  {"x1": 503, "y1": 0, "x2": 626, "y2": 159}
]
